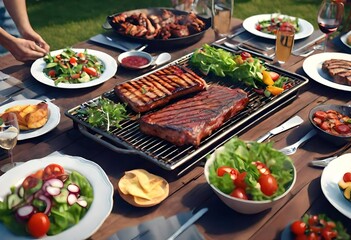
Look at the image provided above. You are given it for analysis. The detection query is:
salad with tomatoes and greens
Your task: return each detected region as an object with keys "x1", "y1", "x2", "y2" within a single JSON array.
[
  {"x1": 255, "y1": 14, "x2": 300, "y2": 35},
  {"x1": 0, "y1": 164, "x2": 93, "y2": 238},
  {"x1": 43, "y1": 48, "x2": 105, "y2": 85},
  {"x1": 190, "y1": 44, "x2": 291, "y2": 97},
  {"x1": 208, "y1": 138, "x2": 295, "y2": 201}
]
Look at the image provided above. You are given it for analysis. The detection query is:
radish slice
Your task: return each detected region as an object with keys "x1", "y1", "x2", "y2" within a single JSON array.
[
  {"x1": 46, "y1": 186, "x2": 61, "y2": 196},
  {"x1": 16, "y1": 205, "x2": 34, "y2": 220},
  {"x1": 38, "y1": 195, "x2": 52, "y2": 215},
  {"x1": 67, "y1": 193, "x2": 78, "y2": 206},
  {"x1": 76, "y1": 197, "x2": 87, "y2": 208},
  {"x1": 57, "y1": 174, "x2": 69, "y2": 182},
  {"x1": 46, "y1": 178, "x2": 64, "y2": 188},
  {"x1": 67, "y1": 184, "x2": 80, "y2": 194}
]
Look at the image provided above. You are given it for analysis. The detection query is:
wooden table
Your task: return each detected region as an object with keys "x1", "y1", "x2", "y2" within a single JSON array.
[{"x1": 1, "y1": 18, "x2": 351, "y2": 240}]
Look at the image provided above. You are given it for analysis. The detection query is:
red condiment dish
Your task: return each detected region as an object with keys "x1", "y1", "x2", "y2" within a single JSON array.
[{"x1": 117, "y1": 51, "x2": 153, "y2": 70}]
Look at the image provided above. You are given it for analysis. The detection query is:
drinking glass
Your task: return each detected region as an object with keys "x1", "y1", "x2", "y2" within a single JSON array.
[
  {"x1": 211, "y1": 0, "x2": 234, "y2": 37},
  {"x1": 317, "y1": 0, "x2": 344, "y2": 51},
  {"x1": 0, "y1": 112, "x2": 20, "y2": 172},
  {"x1": 275, "y1": 25, "x2": 295, "y2": 65}
]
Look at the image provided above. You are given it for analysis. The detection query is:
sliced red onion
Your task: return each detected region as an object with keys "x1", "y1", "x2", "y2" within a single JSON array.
[
  {"x1": 38, "y1": 195, "x2": 52, "y2": 215},
  {"x1": 67, "y1": 193, "x2": 78, "y2": 206},
  {"x1": 76, "y1": 197, "x2": 87, "y2": 208},
  {"x1": 67, "y1": 183, "x2": 80, "y2": 194},
  {"x1": 16, "y1": 205, "x2": 35, "y2": 220},
  {"x1": 45, "y1": 186, "x2": 61, "y2": 196}
]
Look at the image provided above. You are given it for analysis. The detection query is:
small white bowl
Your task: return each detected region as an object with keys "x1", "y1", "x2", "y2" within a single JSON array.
[
  {"x1": 117, "y1": 51, "x2": 153, "y2": 69},
  {"x1": 204, "y1": 145, "x2": 296, "y2": 214}
]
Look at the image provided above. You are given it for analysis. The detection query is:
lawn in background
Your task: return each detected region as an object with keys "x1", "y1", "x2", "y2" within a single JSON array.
[{"x1": 26, "y1": 0, "x2": 347, "y2": 50}]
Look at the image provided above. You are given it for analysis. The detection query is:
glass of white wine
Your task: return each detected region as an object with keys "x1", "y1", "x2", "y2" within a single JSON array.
[{"x1": 0, "y1": 112, "x2": 20, "y2": 172}]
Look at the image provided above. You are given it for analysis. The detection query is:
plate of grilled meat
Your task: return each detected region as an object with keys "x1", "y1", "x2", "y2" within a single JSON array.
[
  {"x1": 303, "y1": 52, "x2": 351, "y2": 91},
  {"x1": 105, "y1": 8, "x2": 211, "y2": 48}
]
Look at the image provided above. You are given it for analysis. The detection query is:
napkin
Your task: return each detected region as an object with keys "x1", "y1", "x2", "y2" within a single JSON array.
[
  {"x1": 107, "y1": 211, "x2": 205, "y2": 240},
  {"x1": 90, "y1": 32, "x2": 143, "y2": 52}
]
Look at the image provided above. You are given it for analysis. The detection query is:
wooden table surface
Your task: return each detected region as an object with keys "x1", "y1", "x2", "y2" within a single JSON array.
[{"x1": 1, "y1": 18, "x2": 351, "y2": 240}]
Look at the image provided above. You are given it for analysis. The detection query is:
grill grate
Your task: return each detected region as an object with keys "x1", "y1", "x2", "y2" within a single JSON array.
[{"x1": 65, "y1": 50, "x2": 308, "y2": 170}]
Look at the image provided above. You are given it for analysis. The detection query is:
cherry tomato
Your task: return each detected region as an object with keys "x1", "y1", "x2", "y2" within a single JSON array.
[
  {"x1": 69, "y1": 57, "x2": 77, "y2": 66},
  {"x1": 43, "y1": 164, "x2": 65, "y2": 180},
  {"x1": 314, "y1": 111, "x2": 328, "y2": 121},
  {"x1": 269, "y1": 71, "x2": 280, "y2": 81},
  {"x1": 27, "y1": 213, "x2": 50, "y2": 238},
  {"x1": 48, "y1": 70, "x2": 56, "y2": 77},
  {"x1": 307, "y1": 232, "x2": 319, "y2": 240},
  {"x1": 321, "y1": 229, "x2": 338, "y2": 240},
  {"x1": 83, "y1": 66, "x2": 98, "y2": 77},
  {"x1": 290, "y1": 220, "x2": 307, "y2": 235},
  {"x1": 217, "y1": 166, "x2": 239, "y2": 181},
  {"x1": 308, "y1": 215, "x2": 319, "y2": 226},
  {"x1": 255, "y1": 24, "x2": 261, "y2": 31},
  {"x1": 230, "y1": 188, "x2": 248, "y2": 200},
  {"x1": 240, "y1": 52, "x2": 252, "y2": 60},
  {"x1": 343, "y1": 172, "x2": 351, "y2": 182},
  {"x1": 234, "y1": 172, "x2": 247, "y2": 189},
  {"x1": 258, "y1": 174, "x2": 278, "y2": 196},
  {"x1": 252, "y1": 161, "x2": 270, "y2": 175}
]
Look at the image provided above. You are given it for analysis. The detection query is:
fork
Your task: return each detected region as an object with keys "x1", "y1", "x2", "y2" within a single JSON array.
[{"x1": 279, "y1": 130, "x2": 317, "y2": 155}]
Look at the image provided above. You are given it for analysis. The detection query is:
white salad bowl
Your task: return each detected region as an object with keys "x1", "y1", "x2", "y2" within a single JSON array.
[{"x1": 204, "y1": 144, "x2": 296, "y2": 214}]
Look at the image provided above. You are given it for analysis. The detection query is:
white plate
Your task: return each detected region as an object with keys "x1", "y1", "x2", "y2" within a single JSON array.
[
  {"x1": 0, "y1": 99, "x2": 60, "y2": 140},
  {"x1": 340, "y1": 31, "x2": 351, "y2": 49},
  {"x1": 303, "y1": 52, "x2": 351, "y2": 91},
  {"x1": 242, "y1": 13, "x2": 314, "y2": 40},
  {"x1": 31, "y1": 48, "x2": 117, "y2": 89},
  {"x1": 321, "y1": 153, "x2": 351, "y2": 219},
  {"x1": 0, "y1": 154, "x2": 114, "y2": 239}
]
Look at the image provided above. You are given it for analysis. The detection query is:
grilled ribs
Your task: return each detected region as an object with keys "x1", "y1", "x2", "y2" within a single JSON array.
[
  {"x1": 114, "y1": 65, "x2": 207, "y2": 113},
  {"x1": 322, "y1": 59, "x2": 351, "y2": 86},
  {"x1": 139, "y1": 85, "x2": 249, "y2": 146}
]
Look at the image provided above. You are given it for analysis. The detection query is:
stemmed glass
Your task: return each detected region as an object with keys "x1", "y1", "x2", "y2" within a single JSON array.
[
  {"x1": 317, "y1": 0, "x2": 344, "y2": 51},
  {"x1": 0, "y1": 112, "x2": 20, "y2": 172}
]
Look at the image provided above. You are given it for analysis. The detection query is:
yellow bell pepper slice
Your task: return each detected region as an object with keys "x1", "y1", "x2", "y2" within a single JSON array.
[
  {"x1": 266, "y1": 85, "x2": 284, "y2": 96},
  {"x1": 262, "y1": 70, "x2": 274, "y2": 86}
]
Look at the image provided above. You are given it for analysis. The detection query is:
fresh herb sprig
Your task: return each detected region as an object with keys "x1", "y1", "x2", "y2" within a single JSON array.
[{"x1": 77, "y1": 98, "x2": 129, "y2": 132}]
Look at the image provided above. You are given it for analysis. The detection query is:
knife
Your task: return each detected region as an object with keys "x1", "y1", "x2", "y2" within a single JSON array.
[
  {"x1": 256, "y1": 115, "x2": 304, "y2": 143},
  {"x1": 167, "y1": 208, "x2": 208, "y2": 240}
]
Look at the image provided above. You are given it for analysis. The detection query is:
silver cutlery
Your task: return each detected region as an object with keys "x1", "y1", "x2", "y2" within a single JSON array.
[
  {"x1": 223, "y1": 42, "x2": 274, "y2": 61},
  {"x1": 292, "y1": 45, "x2": 318, "y2": 57},
  {"x1": 256, "y1": 115, "x2": 304, "y2": 143},
  {"x1": 309, "y1": 142, "x2": 351, "y2": 167},
  {"x1": 167, "y1": 208, "x2": 208, "y2": 240},
  {"x1": 279, "y1": 129, "x2": 317, "y2": 155}
]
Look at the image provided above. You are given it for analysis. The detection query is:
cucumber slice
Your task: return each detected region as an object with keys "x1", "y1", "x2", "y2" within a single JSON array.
[
  {"x1": 7, "y1": 194, "x2": 23, "y2": 209},
  {"x1": 54, "y1": 188, "x2": 69, "y2": 203}
]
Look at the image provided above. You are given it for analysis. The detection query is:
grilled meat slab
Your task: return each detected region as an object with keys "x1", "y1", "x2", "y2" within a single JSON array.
[
  {"x1": 139, "y1": 85, "x2": 249, "y2": 146},
  {"x1": 322, "y1": 59, "x2": 351, "y2": 85},
  {"x1": 114, "y1": 65, "x2": 207, "y2": 113}
]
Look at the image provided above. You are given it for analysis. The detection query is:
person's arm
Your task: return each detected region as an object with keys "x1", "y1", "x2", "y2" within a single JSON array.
[{"x1": 2, "y1": 0, "x2": 50, "y2": 61}]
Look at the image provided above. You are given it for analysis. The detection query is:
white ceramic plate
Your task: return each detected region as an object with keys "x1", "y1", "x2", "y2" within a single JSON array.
[
  {"x1": 303, "y1": 52, "x2": 351, "y2": 91},
  {"x1": 0, "y1": 99, "x2": 60, "y2": 140},
  {"x1": 30, "y1": 48, "x2": 117, "y2": 89},
  {"x1": 340, "y1": 31, "x2": 351, "y2": 49},
  {"x1": 242, "y1": 13, "x2": 314, "y2": 40},
  {"x1": 321, "y1": 153, "x2": 351, "y2": 219},
  {"x1": 0, "y1": 154, "x2": 114, "y2": 239}
]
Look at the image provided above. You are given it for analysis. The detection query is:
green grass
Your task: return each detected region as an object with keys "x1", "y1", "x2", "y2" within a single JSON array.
[{"x1": 27, "y1": 0, "x2": 348, "y2": 50}]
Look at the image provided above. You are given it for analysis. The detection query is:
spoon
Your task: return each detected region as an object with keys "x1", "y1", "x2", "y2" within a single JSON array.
[{"x1": 152, "y1": 52, "x2": 171, "y2": 67}]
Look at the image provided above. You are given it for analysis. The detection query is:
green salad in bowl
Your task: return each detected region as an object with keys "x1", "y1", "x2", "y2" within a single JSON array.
[{"x1": 204, "y1": 137, "x2": 296, "y2": 214}]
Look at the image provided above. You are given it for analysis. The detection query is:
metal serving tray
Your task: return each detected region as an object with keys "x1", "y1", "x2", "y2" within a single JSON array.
[{"x1": 65, "y1": 47, "x2": 309, "y2": 171}]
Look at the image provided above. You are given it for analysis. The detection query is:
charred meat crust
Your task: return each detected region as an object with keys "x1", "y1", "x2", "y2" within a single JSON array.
[
  {"x1": 114, "y1": 65, "x2": 207, "y2": 113},
  {"x1": 322, "y1": 59, "x2": 351, "y2": 85},
  {"x1": 139, "y1": 85, "x2": 249, "y2": 146}
]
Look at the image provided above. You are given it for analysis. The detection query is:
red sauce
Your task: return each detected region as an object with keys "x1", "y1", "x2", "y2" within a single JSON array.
[{"x1": 121, "y1": 56, "x2": 149, "y2": 68}]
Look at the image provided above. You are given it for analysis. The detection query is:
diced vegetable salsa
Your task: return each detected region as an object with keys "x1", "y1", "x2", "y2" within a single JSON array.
[
  {"x1": 255, "y1": 14, "x2": 300, "y2": 35},
  {"x1": 43, "y1": 48, "x2": 105, "y2": 85},
  {"x1": 0, "y1": 164, "x2": 93, "y2": 238}
]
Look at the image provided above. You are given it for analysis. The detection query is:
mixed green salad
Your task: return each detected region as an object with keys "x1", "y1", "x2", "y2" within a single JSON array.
[
  {"x1": 190, "y1": 44, "x2": 289, "y2": 96},
  {"x1": 43, "y1": 48, "x2": 105, "y2": 85},
  {"x1": 255, "y1": 14, "x2": 300, "y2": 35},
  {"x1": 208, "y1": 137, "x2": 294, "y2": 201},
  {"x1": 0, "y1": 164, "x2": 93, "y2": 238}
]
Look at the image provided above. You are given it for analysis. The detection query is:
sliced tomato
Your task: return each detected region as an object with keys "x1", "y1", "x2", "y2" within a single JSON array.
[
  {"x1": 69, "y1": 57, "x2": 77, "y2": 66},
  {"x1": 43, "y1": 164, "x2": 65, "y2": 180},
  {"x1": 314, "y1": 111, "x2": 328, "y2": 121},
  {"x1": 343, "y1": 172, "x2": 351, "y2": 182},
  {"x1": 258, "y1": 174, "x2": 278, "y2": 196},
  {"x1": 31, "y1": 169, "x2": 44, "y2": 179},
  {"x1": 71, "y1": 73, "x2": 81, "y2": 79},
  {"x1": 22, "y1": 175, "x2": 41, "y2": 190},
  {"x1": 77, "y1": 52, "x2": 86, "y2": 60},
  {"x1": 217, "y1": 166, "x2": 239, "y2": 181},
  {"x1": 48, "y1": 69, "x2": 56, "y2": 77},
  {"x1": 83, "y1": 66, "x2": 98, "y2": 77},
  {"x1": 269, "y1": 71, "x2": 280, "y2": 81},
  {"x1": 230, "y1": 188, "x2": 248, "y2": 200},
  {"x1": 240, "y1": 52, "x2": 252, "y2": 61},
  {"x1": 252, "y1": 161, "x2": 270, "y2": 175},
  {"x1": 27, "y1": 213, "x2": 50, "y2": 238},
  {"x1": 334, "y1": 124, "x2": 351, "y2": 134},
  {"x1": 234, "y1": 172, "x2": 247, "y2": 189}
]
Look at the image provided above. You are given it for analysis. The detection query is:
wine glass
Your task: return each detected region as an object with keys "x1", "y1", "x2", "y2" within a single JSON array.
[
  {"x1": 0, "y1": 112, "x2": 20, "y2": 172},
  {"x1": 317, "y1": 0, "x2": 344, "y2": 51}
]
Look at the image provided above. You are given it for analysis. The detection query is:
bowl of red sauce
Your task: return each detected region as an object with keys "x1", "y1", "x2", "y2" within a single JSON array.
[
  {"x1": 117, "y1": 51, "x2": 153, "y2": 69},
  {"x1": 309, "y1": 104, "x2": 351, "y2": 146}
]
